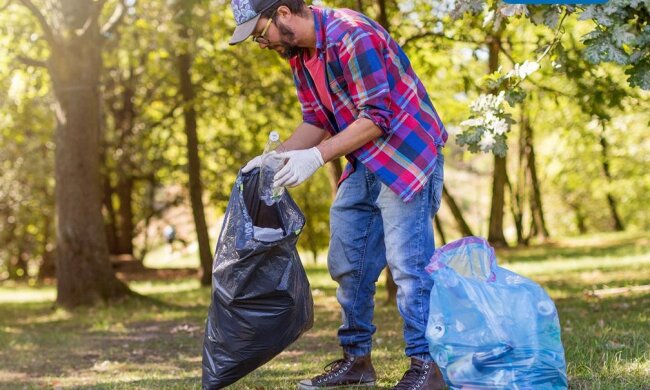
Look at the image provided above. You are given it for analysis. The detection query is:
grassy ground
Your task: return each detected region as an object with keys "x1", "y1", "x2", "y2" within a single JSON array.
[{"x1": 0, "y1": 231, "x2": 649, "y2": 389}]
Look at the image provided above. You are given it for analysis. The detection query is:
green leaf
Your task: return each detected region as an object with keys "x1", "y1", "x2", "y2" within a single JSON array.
[
  {"x1": 584, "y1": 37, "x2": 630, "y2": 65},
  {"x1": 492, "y1": 138, "x2": 508, "y2": 157},
  {"x1": 626, "y1": 59, "x2": 650, "y2": 90},
  {"x1": 505, "y1": 89, "x2": 527, "y2": 106}
]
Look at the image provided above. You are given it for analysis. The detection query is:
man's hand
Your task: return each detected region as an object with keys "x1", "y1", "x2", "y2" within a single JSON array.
[
  {"x1": 274, "y1": 147, "x2": 324, "y2": 188},
  {"x1": 241, "y1": 155, "x2": 263, "y2": 173}
]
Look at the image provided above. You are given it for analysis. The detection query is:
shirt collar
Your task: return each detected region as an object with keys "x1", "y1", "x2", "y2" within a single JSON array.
[{"x1": 310, "y1": 6, "x2": 326, "y2": 54}]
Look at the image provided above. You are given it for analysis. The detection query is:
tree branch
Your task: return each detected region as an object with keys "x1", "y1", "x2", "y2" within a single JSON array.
[
  {"x1": 17, "y1": 0, "x2": 56, "y2": 45},
  {"x1": 499, "y1": 44, "x2": 516, "y2": 65},
  {"x1": 0, "y1": 0, "x2": 13, "y2": 12},
  {"x1": 101, "y1": 0, "x2": 126, "y2": 36},
  {"x1": 400, "y1": 31, "x2": 483, "y2": 49},
  {"x1": 16, "y1": 55, "x2": 47, "y2": 68}
]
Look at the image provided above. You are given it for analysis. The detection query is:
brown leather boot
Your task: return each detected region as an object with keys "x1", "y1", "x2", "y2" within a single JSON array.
[
  {"x1": 392, "y1": 357, "x2": 446, "y2": 390},
  {"x1": 297, "y1": 352, "x2": 376, "y2": 389}
]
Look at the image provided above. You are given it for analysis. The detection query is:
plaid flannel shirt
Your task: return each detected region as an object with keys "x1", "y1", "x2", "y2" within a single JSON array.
[{"x1": 289, "y1": 6, "x2": 448, "y2": 202}]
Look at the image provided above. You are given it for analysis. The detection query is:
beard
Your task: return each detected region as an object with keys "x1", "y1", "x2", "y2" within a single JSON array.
[{"x1": 273, "y1": 20, "x2": 301, "y2": 59}]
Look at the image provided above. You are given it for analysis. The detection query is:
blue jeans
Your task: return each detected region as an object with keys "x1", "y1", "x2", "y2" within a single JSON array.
[{"x1": 327, "y1": 149, "x2": 444, "y2": 361}]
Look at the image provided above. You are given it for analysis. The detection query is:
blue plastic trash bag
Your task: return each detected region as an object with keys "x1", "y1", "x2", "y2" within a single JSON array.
[
  {"x1": 202, "y1": 168, "x2": 314, "y2": 389},
  {"x1": 425, "y1": 237, "x2": 567, "y2": 389}
]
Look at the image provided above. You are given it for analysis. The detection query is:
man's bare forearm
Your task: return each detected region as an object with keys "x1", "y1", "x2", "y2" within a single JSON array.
[
  {"x1": 280, "y1": 122, "x2": 329, "y2": 151},
  {"x1": 316, "y1": 118, "x2": 382, "y2": 163}
]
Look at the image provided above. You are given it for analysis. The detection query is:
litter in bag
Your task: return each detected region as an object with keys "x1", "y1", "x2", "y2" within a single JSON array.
[
  {"x1": 425, "y1": 237, "x2": 568, "y2": 389},
  {"x1": 202, "y1": 168, "x2": 314, "y2": 389}
]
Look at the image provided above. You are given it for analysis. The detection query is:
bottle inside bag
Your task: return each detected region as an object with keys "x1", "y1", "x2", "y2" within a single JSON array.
[{"x1": 259, "y1": 131, "x2": 285, "y2": 206}]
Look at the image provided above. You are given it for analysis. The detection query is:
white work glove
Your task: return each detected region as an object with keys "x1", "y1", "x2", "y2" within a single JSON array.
[
  {"x1": 273, "y1": 147, "x2": 324, "y2": 188},
  {"x1": 241, "y1": 155, "x2": 263, "y2": 173}
]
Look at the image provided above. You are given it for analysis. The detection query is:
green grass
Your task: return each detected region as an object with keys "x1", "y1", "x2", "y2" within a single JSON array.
[{"x1": 1, "y1": 231, "x2": 649, "y2": 389}]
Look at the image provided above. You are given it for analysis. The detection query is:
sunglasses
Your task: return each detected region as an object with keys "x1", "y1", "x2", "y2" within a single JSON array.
[{"x1": 252, "y1": 9, "x2": 276, "y2": 45}]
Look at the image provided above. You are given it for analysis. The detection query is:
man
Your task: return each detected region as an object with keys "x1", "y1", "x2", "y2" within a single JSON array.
[{"x1": 230, "y1": 0, "x2": 448, "y2": 388}]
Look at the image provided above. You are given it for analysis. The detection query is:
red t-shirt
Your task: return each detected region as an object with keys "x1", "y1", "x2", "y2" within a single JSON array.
[{"x1": 303, "y1": 50, "x2": 334, "y2": 113}]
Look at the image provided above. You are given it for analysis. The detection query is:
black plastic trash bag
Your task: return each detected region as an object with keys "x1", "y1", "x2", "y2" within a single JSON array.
[{"x1": 202, "y1": 168, "x2": 314, "y2": 389}]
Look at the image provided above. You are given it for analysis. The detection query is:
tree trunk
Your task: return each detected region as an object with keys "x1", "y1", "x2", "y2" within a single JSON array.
[
  {"x1": 176, "y1": 18, "x2": 213, "y2": 286},
  {"x1": 115, "y1": 176, "x2": 135, "y2": 254},
  {"x1": 385, "y1": 268, "x2": 397, "y2": 303},
  {"x1": 524, "y1": 116, "x2": 550, "y2": 240},
  {"x1": 510, "y1": 109, "x2": 527, "y2": 246},
  {"x1": 486, "y1": 33, "x2": 508, "y2": 248},
  {"x1": 46, "y1": 0, "x2": 130, "y2": 307},
  {"x1": 112, "y1": 79, "x2": 137, "y2": 255},
  {"x1": 434, "y1": 215, "x2": 447, "y2": 246},
  {"x1": 506, "y1": 174, "x2": 525, "y2": 246},
  {"x1": 599, "y1": 123, "x2": 624, "y2": 231},
  {"x1": 488, "y1": 156, "x2": 509, "y2": 247},
  {"x1": 102, "y1": 173, "x2": 119, "y2": 254},
  {"x1": 38, "y1": 211, "x2": 56, "y2": 280},
  {"x1": 377, "y1": 0, "x2": 389, "y2": 28},
  {"x1": 571, "y1": 203, "x2": 588, "y2": 234},
  {"x1": 325, "y1": 158, "x2": 343, "y2": 200},
  {"x1": 442, "y1": 185, "x2": 474, "y2": 237}
]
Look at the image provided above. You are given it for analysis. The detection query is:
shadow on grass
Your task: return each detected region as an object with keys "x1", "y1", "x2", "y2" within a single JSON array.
[
  {"x1": 497, "y1": 240, "x2": 650, "y2": 263},
  {"x1": 73, "y1": 378, "x2": 201, "y2": 390},
  {"x1": 1, "y1": 232, "x2": 649, "y2": 389}
]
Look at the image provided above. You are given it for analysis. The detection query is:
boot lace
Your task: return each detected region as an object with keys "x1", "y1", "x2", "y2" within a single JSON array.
[
  {"x1": 393, "y1": 362, "x2": 430, "y2": 390},
  {"x1": 312, "y1": 357, "x2": 353, "y2": 384}
]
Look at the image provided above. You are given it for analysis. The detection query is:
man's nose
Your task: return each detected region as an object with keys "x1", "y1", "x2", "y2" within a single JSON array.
[{"x1": 258, "y1": 41, "x2": 269, "y2": 49}]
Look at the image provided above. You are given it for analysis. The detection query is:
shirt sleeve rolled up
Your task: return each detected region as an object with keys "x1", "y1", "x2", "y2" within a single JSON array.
[{"x1": 339, "y1": 31, "x2": 394, "y2": 135}]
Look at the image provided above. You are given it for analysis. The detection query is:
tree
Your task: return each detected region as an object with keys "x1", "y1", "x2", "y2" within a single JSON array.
[
  {"x1": 12, "y1": 0, "x2": 131, "y2": 307},
  {"x1": 170, "y1": 0, "x2": 214, "y2": 285}
]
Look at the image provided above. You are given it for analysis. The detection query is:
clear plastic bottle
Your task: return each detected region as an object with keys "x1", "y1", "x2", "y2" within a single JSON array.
[{"x1": 259, "y1": 131, "x2": 285, "y2": 206}]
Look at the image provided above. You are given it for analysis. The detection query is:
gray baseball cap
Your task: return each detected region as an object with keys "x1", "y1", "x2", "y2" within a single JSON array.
[{"x1": 229, "y1": 0, "x2": 279, "y2": 45}]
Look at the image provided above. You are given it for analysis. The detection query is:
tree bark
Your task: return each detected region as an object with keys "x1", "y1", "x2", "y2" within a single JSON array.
[
  {"x1": 510, "y1": 109, "x2": 527, "y2": 246},
  {"x1": 176, "y1": 16, "x2": 213, "y2": 286},
  {"x1": 115, "y1": 176, "x2": 135, "y2": 254},
  {"x1": 102, "y1": 173, "x2": 119, "y2": 254},
  {"x1": 524, "y1": 116, "x2": 550, "y2": 239},
  {"x1": 434, "y1": 215, "x2": 447, "y2": 245},
  {"x1": 42, "y1": 0, "x2": 130, "y2": 307},
  {"x1": 113, "y1": 80, "x2": 137, "y2": 255},
  {"x1": 377, "y1": 0, "x2": 389, "y2": 29},
  {"x1": 325, "y1": 158, "x2": 343, "y2": 200},
  {"x1": 506, "y1": 174, "x2": 525, "y2": 246},
  {"x1": 570, "y1": 203, "x2": 588, "y2": 234},
  {"x1": 488, "y1": 155, "x2": 509, "y2": 247},
  {"x1": 486, "y1": 33, "x2": 508, "y2": 248},
  {"x1": 599, "y1": 123, "x2": 624, "y2": 231},
  {"x1": 442, "y1": 185, "x2": 474, "y2": 237}
]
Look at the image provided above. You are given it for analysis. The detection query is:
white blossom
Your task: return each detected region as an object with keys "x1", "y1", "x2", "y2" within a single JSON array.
[
  {"x1": 470, "y1": 92, "x2": 505, "y2": 113},
  {"x1": 484, "y1": 111, "x2": 497, "y2": 125},
  {"x1": 479, "y1": 132, "x2": 496, "y2": 151},
  {"x1": 483, "y1": 10, "x2": 495, "y2": 27},
  {"x1": 492, "y1": 118, "x2": 509, "y2": 135},
  {"x1": 499, "y1": 4, "x2": 529, "y2": 17},
  {"x1": 460, "y1": 118, "x2": 484, "y2": 127},
  {"x1": 514, "y1": 60, "x2": 540, "y2": 80}
]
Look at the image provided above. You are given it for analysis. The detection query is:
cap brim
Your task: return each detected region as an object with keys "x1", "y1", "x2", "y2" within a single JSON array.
[{"x1": 229, "y1": 15, "x2": 260, "y2": 45}]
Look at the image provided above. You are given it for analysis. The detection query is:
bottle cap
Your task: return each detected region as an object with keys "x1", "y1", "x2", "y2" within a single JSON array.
[{"x1": 269, "y1": 131, "x2": 279, "y2": 142}]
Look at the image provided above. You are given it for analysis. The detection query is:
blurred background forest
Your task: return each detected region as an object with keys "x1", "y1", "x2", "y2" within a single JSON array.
[{"x1": 0, "y1": 0, "x2": 648, "y2": 307}]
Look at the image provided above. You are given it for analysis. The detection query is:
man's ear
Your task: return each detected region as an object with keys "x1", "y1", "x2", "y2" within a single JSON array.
[{"x1": 276, "y1": 5, "x2": 291, "y2": 18}]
